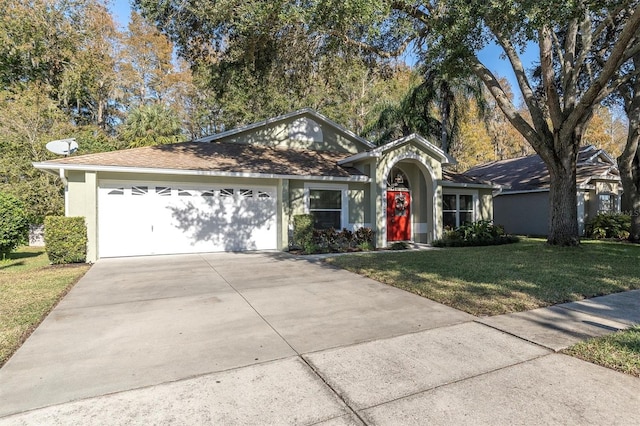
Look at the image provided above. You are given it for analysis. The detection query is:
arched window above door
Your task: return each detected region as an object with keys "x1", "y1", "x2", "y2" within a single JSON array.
[{"x1": 387, "y1": 167, "x2": 410, "y2": 190}]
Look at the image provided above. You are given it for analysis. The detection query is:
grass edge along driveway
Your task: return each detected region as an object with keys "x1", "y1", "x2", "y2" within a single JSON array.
[{"x1": 0, "y1": 247, "x2": 90, "y2": 367}]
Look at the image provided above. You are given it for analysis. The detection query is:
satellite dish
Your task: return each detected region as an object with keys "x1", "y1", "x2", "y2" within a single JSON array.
[{"x1": 46, "y1": 138, "x2": 78, "y2": 156}]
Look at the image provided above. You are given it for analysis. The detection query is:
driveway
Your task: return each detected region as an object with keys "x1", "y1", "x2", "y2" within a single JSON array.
[{"x1": 0, "y1": 252, "x2": 639, "y2": 425}]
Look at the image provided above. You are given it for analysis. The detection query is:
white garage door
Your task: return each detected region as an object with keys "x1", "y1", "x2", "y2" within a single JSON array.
[{"x1": 98, "y1": 182, "x2": 278, "y2": 257}]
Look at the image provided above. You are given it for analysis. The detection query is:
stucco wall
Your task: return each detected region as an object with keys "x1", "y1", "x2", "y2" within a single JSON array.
[
  {"x1": 219, "y1": 113, "x2": 368, "y2": 154},
  {"x1": 494, "y1": 191, "x2": 549, "y2": 236},
  {"x1": 374, "y1": 142, "x2": 442, "y2": 246},
  {"x1": 478, "y1": 189, "x2": 494, "y2": 221},
  {"x1": 67, "y1": 170, "x2": 98, "y2": 261}
]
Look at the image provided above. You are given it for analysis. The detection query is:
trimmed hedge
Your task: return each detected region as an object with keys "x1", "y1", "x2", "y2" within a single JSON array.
[
  {"x1": 586, "y1": 213, "x2": 631, "y2": 239},
  {"x1": 293, "y1": 214, "x2": 315, "y2": 253},
  {"x1": 0, "y1": 192, "x2": 29, "y2": 256},
  {"x1": 433, "y1": 220, "x2": 519, "y2": 247},
  {"x1": 44, "y1": 216, "x2": 88, "y2": 264}
]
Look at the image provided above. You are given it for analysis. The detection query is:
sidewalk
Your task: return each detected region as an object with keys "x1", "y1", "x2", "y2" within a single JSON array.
[{"x1": 478, "y1": 289, "x2": 640, "y2": 351}]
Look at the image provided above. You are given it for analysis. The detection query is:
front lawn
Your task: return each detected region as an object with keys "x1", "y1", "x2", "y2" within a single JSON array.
[
  {"x1": 563, "y1": 326, "x2": 640, "y2": 377},
  {"x1": 327, "y1": 238, "x2": 640, "y2": 316},
  {"x1": 0, "y1": 247, "x2": 90, "y2": 367}
]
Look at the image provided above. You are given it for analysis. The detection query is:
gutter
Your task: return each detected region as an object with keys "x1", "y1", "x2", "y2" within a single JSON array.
[{"x1": 32, "y1": 162, "x2": 371, "y2": 183}]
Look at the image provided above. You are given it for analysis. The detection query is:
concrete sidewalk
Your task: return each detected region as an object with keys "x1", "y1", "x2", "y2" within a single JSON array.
[{"x1": 0, "y1": 253, "x2": 638, "y2": 425}]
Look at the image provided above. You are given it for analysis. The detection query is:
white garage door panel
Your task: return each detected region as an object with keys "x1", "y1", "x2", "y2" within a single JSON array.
[{"x1": 98, "y1": 184, "x2": 277, "y2": 258}]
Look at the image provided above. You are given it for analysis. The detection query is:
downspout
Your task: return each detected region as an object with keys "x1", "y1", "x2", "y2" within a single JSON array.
[{"x1": 59, "y1": 168, "x2": 69, "y2": 216}]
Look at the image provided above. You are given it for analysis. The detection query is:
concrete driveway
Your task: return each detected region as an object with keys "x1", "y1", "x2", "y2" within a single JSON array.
[{"x1": 0, "y1": 252, "x2": 639, "y2": 425}]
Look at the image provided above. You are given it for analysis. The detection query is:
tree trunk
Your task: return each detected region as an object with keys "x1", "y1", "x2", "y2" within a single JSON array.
[
  {"x1": 618, "y1": 121, "x2": 640, "y2": 243},
  {"x1": 544, "y1": 140, "x2": 580, "y2": 246}
]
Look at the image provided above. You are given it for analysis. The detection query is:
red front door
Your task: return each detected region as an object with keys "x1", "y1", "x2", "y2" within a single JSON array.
[{"x1": 386, "y1": 191, "x2": 411, "y2": 241}]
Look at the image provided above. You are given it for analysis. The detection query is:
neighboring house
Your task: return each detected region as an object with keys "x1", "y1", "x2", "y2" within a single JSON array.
[
  {"x1": 34, "y1": 109, "x2": 494, "y2": 262},
  {"x1": 465, "y1": 145, "x2": 622, "y2": 236}
]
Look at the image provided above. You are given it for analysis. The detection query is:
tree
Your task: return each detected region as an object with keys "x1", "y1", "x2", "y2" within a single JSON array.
[
  {"x1": 119, "y1": 103, "x2": 186, "y2": 147},
  {"x1": 583, "y1": 106, "x2": 627, "y2": 157},
  {"x1": 133, "y1": 0, "x2": 405, "y2": 132},
  {"x1": 118, "y1": 11, "x2": 182, "y2": 106},
  {"x1": 0, "y1": 84, "x2": 67, "y2": 222},
  {"x1": 617, "y1": 53, "x2": 640, "y2": 242},
  {"x1": 59, "y1": 1, "x2": 119, "y2": 130},
  {"x1": 0, "y1": 192, "x2": 29, "y2": 256}
]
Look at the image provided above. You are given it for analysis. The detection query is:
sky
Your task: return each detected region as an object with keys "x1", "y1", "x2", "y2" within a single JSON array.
[{"x1": 109, "y1": 0, "x2": 535, "y2": 103}]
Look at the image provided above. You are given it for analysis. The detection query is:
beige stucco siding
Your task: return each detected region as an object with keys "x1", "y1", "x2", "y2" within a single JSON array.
[
  {"x1": 66, "y1": 170, "x2": 98, "y2": 262},
  {"x1": 478, "y1": 189, "x2": 494, "y2": 221},
  {"x1": 217, "y1": 114, "x2": 368, "y2": 154}
]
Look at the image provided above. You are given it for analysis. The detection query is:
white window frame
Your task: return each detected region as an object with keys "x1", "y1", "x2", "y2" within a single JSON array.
[
  {"x1": 442, "y1": 190, "x2": 479, "y2": 228},
  {"x1": 597, "y1": 193, "x2": 617, "y2": 214},
  {"x1": 304, "y1": 183, "x2": 348, "y2": 230}
]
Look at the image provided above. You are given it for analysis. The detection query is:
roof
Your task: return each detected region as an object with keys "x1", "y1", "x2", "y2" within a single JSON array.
[
  {"x1": 465, "y1": 145, "x2": 619, "y2": 191},
  {"x1": 34, "y1": 141, "x2": 366, "y2": 180},
  {"x1": 339, "y1": 133, "x2": 456, "y2": 166},
  {"x1": 441, "y1": 169, "x2": 493, "y2": 185}
]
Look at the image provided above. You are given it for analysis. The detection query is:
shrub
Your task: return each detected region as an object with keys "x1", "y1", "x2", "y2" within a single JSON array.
[
  {"x1": 586, "y1": 213, "x2": 631, "y2": 239},
  {"x1": 293, "y1": 219, "x2": 375, "y2": 254},
  {"x1": 390, "y1": 241, "x2": 410, "y2": 250},
  {"x1": 44, "y1": 216, "x2": 87, "y2": 264},
  {"x1": 293, "y1": 214, "x2": 314, "y2": 252},
  {"x1": 0, "y1": 192, "x2": 29, "y2": 257},
  {"x1": 354, "y1": 227, "x2": 375, "y2": 248},
  {"x1": 433, "y1": 220, "x2": 519, "y2": 247}
]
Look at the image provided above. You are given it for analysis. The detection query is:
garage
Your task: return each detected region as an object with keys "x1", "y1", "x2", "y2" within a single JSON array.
[{"x1": 98, "y1": 182, "x2": 278, "y2": 257}]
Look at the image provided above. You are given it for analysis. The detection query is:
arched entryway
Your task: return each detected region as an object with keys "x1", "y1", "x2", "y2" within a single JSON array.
[
  {"x1": 386, "y1": 167, "x2": 411, "y2": 241},
  {"x1": 380, "y1": 155, "x2": 437, "y2": 247}
]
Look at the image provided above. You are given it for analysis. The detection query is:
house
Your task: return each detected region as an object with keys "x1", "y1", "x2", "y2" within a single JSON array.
[
  {"x1": 465, "y1": 145, "x2": 622, "y2": 236},
  {"x1": 34, "y1": 109, "x2": 495, "y2": 262}
]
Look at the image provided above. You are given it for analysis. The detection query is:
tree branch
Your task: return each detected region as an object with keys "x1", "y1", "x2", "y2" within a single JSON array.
[
  {"x1": 565, "y1": 4, "x2": 640, "y2": 138},
  {"x1": 539, "y1": 26, "x2": 563, "y2": 131},
  {"x1": 469, "y1": 58, "x2": 542, "y2": 149},
  {"x1": 491, "y1": 28, "x2": 550, "y2": 141}
]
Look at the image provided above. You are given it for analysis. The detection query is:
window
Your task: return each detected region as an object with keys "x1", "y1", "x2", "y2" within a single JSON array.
[
  {"x1": 156, "y1": 186, "x2": 171, "y2": 196},
  {"x1": 309, "y1": 189, "x2": 342, "y2": 229},
  {"x1": 220, "y1": 189, "x2": 234, "y2": 198},
  {"x1": 598, "y1": 193, "x2": 616, "y2": 213},
  {"x1": 132, "y1": 186, "x2": 148, "y2": 196},
  {"x1": 443, "y1": 193, "x2": 474, "y2": 229}
]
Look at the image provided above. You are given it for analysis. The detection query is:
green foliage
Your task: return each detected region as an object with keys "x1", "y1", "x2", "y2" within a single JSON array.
[
  {"x1": 586, "y1": 213, "x2": 631, "y2": 240},
  {"x1": 120, "y1": 104, "x2": 187, "y2": 147},
  {"x1": 390, "y1": 241, "x2": 410, "y2": 250},
  {"x1": 293, "y1": 215, "x2": 375, "y2": 254},
  {"x1": 0, "y1": 192, "x2": 29, "y2": 256},
  {"x1": 309, "y1": 227, "x2": 375, "y2": 254},
  {"x1": 44, "y1": 216, "x2": 87, "y2": 264},
  {"x1": 433, "y1": 220, "x2": 519, "y2": 247},
  {"x1": 293, "y1": 214, "x2": 315, "y2": 253}
]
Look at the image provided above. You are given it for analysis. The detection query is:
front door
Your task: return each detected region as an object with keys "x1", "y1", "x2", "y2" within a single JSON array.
[{"x1": 386, "y1": 190, "x2": 411, "y2": 241}]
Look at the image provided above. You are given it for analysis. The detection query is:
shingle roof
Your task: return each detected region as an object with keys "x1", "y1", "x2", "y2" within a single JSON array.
[
  {"x1": 465, "y1": 145, "x2": 619, "y2": 191},
  {"x1": 441, "y1": 169, "x2": 492, "y2": 185},
  {"x1": 41, "y1": 141, "x2": 364, "y2": 178}
]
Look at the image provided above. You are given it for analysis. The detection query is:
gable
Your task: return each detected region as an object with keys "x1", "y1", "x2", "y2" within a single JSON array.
[{"x1": 196, "y1": 109, "x2": 374, "y2": 154}]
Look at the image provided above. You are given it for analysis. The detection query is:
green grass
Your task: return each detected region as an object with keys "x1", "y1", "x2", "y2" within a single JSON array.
[
  {"x1": 327, "y1": 238, "x2": 640, "y2": 316},
  {"x1": 0, "y1": 246, "x2": 90, "y2": 367},
  {"x1": 563, "y1": 326, "x2": 640, "y2": 377}
]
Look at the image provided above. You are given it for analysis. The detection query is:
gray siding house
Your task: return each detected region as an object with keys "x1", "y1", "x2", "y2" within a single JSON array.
[{"x1": 465, "y1": 145, "x2": 622, "y2": 236}]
